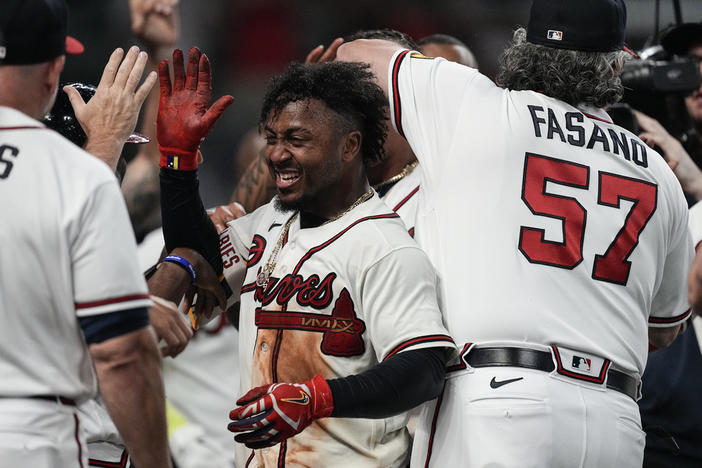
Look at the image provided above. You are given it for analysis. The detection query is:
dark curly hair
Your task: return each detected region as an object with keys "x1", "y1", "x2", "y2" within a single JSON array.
[
  {"x1": 496, "y1": 28, "x2": 629, "y2": 109},
  {"x1": 259, "y1": 61, "x2": 388, "y2": 166}
]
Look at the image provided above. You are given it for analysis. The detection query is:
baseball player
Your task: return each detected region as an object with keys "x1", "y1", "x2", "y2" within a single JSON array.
[
  {"x1": 338, "y1": 0, "x2": 693, "y2": 467},
  {"x1": 0, "y1": 1, "x2": 171, "y2": 467},
  {"x1": 154, "y1": 50, "x2": 456, "y2": 467}
]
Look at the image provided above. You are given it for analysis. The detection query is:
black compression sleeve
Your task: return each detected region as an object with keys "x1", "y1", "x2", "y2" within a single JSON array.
[
  {"x1": 327, "y1": 347, "x2": 447, "y2": 419},
  {"x1": 159, "y1": 168, "x2": 222, "y2": 275}
]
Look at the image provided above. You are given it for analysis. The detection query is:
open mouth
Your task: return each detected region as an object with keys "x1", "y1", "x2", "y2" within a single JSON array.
[{"x1": 275, "y1": 168, "x2": 301, "y2": 189}]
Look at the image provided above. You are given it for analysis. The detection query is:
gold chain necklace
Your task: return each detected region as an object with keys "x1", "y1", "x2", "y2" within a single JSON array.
[
  {"x1": 321, "y1": 188, "x2": 374, "y2": 225},
  {"x1": 256, "y1": 212, "x2": 299, "y2": 287},
  {"x1": 256, "y1": 189, "x2": 374, "y2": 287},
  {"x1": 372, "y1": 160, "x2": 418, "y2": 191}
]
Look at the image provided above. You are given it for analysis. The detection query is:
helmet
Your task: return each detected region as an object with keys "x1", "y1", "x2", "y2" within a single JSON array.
[{"x1": 43, "y1": 82, "x2": 149, "y2": 147}]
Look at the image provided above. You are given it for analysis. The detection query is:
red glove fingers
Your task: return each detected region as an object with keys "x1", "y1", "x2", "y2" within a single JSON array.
[
  {"x1": 227, "y1": 375, "x2": 334, "y2": 449},
  {"x1": 157, "y1": 47, "x2": 234, "y2": 171}
]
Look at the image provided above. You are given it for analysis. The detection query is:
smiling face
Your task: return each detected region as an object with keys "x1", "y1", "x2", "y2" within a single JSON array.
[{"x1": 263, "y1": 99, "x2": 357, "y2": 214}]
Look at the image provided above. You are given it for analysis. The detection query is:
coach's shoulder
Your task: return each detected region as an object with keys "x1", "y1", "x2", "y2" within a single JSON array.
[{"x1": 46, "y1": 129, "x2": 117, "y2": 182}]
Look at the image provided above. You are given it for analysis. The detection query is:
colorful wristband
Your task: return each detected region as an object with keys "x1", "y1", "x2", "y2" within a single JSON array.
[
  {"x1": 162, "y1": 255, "x2": 196, "y2": 283},
  {"x1": 159, "y1": 145, "x2": 198, "y2": 171}
]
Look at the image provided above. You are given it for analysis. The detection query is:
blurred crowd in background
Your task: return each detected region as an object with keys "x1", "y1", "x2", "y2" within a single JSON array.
[{"x1": 62, "y1": 0, "x2": 702, "y2": 206}]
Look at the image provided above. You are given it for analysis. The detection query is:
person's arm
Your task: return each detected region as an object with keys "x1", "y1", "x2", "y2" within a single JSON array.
[
  {"x1": 156, "y1": 47, "x2": 233, "y2": 272},
  {"x1": 122, "y1": 0, "x2": 180, "y2": 238},
  {"x1": 336, "y1": 39, "x2": 404, "y2": 95},
  {"x1": 228, "y1": 347, "x2": 447, "y2": 449},
  {"x1": 66, "y1": 46, "x2": 157, "y2": 172},
  {"x1": 229, "y1": 153, "x2": 275, "y2": 213},
  {"x1": 89, "y1": 326, "x2": 171, "y2": 468},
  {"x1": 634, "y1": 109, "x2": 702, "y2": 201}
]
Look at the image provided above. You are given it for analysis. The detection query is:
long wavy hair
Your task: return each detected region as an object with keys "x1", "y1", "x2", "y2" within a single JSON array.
[{"x1": 496, "y1": 28, "x2": 629, "y2": 109}]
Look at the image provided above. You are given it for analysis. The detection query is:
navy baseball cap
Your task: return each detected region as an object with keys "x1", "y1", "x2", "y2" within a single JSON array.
[
  {"x1": 527, "y1": 0, "x2": 635, "y2": 55},
  {"x1": 0, "y1": 0, "x2": 84, "y2": 65},
  {"x1": 660, "y1": 22, "x2": 702, "y2": 56}
]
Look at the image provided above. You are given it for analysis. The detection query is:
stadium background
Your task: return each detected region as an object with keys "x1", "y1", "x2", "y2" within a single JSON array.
[{"x1": 62, "y1": 0, "x2": 702, "y2": 206}]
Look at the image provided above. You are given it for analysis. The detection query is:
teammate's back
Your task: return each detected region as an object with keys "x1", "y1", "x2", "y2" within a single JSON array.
[{"x1": 401, "y1": 71, "x2": 690, "y2": 375}]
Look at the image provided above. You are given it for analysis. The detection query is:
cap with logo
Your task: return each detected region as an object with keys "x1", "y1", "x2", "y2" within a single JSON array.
[
  {"x1": 0, "y1": 0, "x2": 84, "y2": 65},
  {"x1": 527, "y1": 0, "x2": 635, "y2": 55},
  {"x1": 660, "y1": 22, "x2": 702, "y2": 56}
]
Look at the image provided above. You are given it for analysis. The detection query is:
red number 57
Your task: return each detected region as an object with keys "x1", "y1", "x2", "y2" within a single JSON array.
[{"x1": 518, "y1": 153, "x2": 657, "y2": 286}]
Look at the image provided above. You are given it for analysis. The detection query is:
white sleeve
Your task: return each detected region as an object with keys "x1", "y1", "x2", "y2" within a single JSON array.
[
  {"x1": 361, "y1": 246, "x2": 455, "y2": 361},
  {"x1": 387, "y1": 49, "x2": 493, "y2": 188},
  {"x1": 649, "y1": 186, "x2": 694, "y2": 327},
  {"x1": 71, "y1": 181, "x2": 151, "y2": 317},
  {"x1": 219, "y1": 215, "x2": 255, "y2": 306}
]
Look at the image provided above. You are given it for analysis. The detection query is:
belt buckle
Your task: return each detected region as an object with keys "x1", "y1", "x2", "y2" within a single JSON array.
[{"x1": 551, "y1": 345, "x2": 610, "y2": 385}]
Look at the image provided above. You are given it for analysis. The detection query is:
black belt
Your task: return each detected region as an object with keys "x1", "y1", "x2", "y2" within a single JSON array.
[
  {"x1": 28, "y1": 395, "x2": 76, "y2": 406},
  {"x1": 465, "y1": 347, "x2": 639, "y2": 401}
]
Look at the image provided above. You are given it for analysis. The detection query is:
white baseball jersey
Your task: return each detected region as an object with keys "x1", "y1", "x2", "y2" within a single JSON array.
[
  {"x1": 219, "y1": 192, "x2": 454, "y2": 468},
  {"x1": 378, "y1": 163, "x2": 422, "y2": 235},
  {"x1": 389, "y1": 51, "x2": 692, "y2": 376},
  {"x1": 0, "y1": 106, "x2": 150, "y2": 400}
]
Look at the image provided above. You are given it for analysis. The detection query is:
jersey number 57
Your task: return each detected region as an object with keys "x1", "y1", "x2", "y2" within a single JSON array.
[{"x1": 518, "y1": 152, "x2": 657, "y2": 286}]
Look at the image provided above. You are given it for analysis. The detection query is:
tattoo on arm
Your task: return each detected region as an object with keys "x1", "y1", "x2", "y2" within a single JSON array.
[{"x1": 230, "y1": 155, "x2": 276, "y2": 213}]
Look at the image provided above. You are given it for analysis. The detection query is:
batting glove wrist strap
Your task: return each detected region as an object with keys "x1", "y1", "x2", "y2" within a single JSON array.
[
  {"x1": 159, "y1": 146, "x2": 198, "y2": 171},
  {"x1": 227, "y1": 375, "x2": 334, "y2": 449}
]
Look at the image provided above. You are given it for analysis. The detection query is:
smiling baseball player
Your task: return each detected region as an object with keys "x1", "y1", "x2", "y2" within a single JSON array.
[
  {"x1": 338, "y1": 1, "x2": 693, "y2": 467},
  {"x1": 154, "y1": 50, "x2": 456, "y2": 467}
]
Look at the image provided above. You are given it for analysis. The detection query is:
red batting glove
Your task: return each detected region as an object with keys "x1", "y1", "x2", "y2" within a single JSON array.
[
  {"x1": 157, "y1": 47, "x2": 234, "y2": 171},
  {"x1": 227, "y1": 375, "x2": 334, "y2": 449}
]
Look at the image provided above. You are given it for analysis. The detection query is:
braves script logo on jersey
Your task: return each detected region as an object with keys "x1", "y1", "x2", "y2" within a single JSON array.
[
  {"x1": 254, "y1": 272, "x2": 336, "y2": 309},
  {"x1": 256, "y1": 288, "x2": 366, "y2": 357}
]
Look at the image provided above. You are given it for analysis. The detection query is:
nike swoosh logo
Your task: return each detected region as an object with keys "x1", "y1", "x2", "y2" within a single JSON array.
[
  {"x1": 269, "y1": 222, "x2": 283, "y2": 231},
  {"x1": 280, "y1": 390, "x2": 310, "y2": 405},
  {"x1": 489, "y1": 377, "x2": 524, "y2": 389}
]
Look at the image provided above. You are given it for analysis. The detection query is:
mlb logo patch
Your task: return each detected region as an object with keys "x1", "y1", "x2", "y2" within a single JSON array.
[
  {"x1": 547, "y1": 30, "x2": 563, "y2": 41},
  {"x1": 572, "y1": 356, "x2": 591, "y2": 372}
]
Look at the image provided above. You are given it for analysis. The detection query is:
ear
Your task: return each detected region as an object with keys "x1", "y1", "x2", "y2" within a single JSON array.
[
  {"x1": 45, "y1": 55, "x2": 65, "y2": 95},
  {"x1": 341, "y1": 130, "x2": 362, "y2": 163}
]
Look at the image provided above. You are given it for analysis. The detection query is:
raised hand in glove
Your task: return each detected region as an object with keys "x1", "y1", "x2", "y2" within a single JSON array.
[
  {"x1": 157, "y1": 47, "x2": 234, "y2": 170},
  {"x1": 227, "y1": 375, "x2": 334, "y2": 449}
]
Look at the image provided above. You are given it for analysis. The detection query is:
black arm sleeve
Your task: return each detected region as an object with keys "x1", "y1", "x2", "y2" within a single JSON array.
[
  {"x1": 327, "y1": 347, "x2": 447, "y2": 419},
  {"x1": 159, "y1": 168, "x2": 222, "y2": 275}
]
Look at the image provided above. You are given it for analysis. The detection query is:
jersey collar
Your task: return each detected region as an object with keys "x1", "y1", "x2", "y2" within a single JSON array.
[{"x1": 576, "y1": 103, "x2": 613, "y2": 124}]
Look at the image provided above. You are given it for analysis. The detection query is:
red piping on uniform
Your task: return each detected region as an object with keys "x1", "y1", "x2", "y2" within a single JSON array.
[
  {"x1": 0, "y1": 126, "x2": 44, "y2": 130},
  {"x1": 74, "y1": 413, "x2": 85, "y2": 468},
  {"x1": 278, "y1": 440, "x2": 287, "y2": 467},
  {"x1": 292, "y1": 213, "x2": 399, "y2": 274},
  {"x1": 392, "y1": 50, "x2": 411, "y2": 138},
  {"x1": 75, "y1": 293, "x2": 150, "y2": 309},
  {"x1": 582, "y1": 112, "x2": 612, "y2": 124},
  {"x1": 384, "y1": 335, "x2": 455, "y2": 361},
  {"x1": 88, "y1": 449, "x2": 128, "y2": 467},
  {"x1": 393, "y1": 185, "x2": 420, "y2": 212},
  {"x1": 649, "y1": 308, "x2": 692, "y2": 324},
  {"x1": 424, "y1": 383, "x2": 446, "y2": 468}
]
